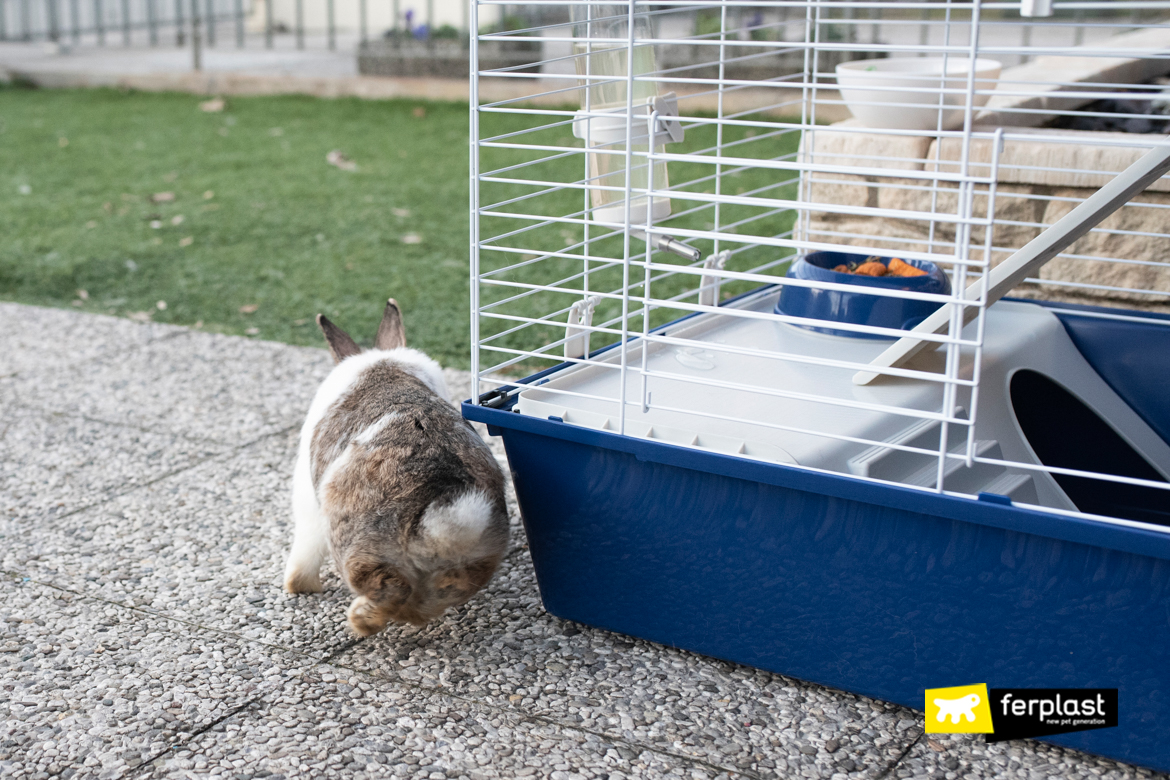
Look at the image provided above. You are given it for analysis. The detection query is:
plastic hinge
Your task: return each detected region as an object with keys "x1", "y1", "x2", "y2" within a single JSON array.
[
  {"x1": 978, "y1": 492, "x2": 1013, "y2": 506},
  {"x1": 548, "y1": 415, "x2": 564, "y2": 423}
]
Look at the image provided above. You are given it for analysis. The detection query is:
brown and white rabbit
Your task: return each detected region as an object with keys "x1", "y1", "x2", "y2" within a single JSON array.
[{"x1": 283, "y1": 299, "x2": 509, "y2": 635}]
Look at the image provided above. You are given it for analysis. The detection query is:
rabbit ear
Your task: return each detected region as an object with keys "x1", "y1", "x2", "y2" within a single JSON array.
[
  {"x1": 317, "y1": 314, "x2": 362, "y2": 364},
  {"x1": 374, "y1": 298, "x2": 407, "y2": 351}
]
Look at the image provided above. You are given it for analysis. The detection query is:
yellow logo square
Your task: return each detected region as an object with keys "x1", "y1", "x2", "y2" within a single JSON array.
[{"x1": 925, "y1": 684, "x2": 994, "y2": 734}]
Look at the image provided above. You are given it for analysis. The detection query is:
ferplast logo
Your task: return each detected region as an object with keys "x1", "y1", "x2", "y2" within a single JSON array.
[
  {"x1": 986, "y1": 689, "x2": 1118, "y2": 743},
  {"x1": 925, "y1": 686, "x2": 1118, "y2": 742},
  {"x1": 925, "y1": 684, "x2": 994, "y2": 734}
]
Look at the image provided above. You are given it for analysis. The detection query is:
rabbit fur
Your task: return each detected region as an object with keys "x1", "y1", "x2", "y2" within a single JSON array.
[{"x1": 283, "y1": 299, "x2": 509, "y2": 635}]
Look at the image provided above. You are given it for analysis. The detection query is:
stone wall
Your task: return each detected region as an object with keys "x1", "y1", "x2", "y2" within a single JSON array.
[{"x1": 800, "y1": 128, "x2": 1170, "y2": 314}]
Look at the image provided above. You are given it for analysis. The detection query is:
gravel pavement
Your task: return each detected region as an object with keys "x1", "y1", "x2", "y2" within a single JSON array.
[{"x1": 0, "y1": 302, "x2": 1163, "y2": 780}]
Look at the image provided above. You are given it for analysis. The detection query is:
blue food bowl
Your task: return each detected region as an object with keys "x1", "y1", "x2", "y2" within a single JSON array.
[{"x1": 775, "y1": 250, "x2": 951, "y2": 339}]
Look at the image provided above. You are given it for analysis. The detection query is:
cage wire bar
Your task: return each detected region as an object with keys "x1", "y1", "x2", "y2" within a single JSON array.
[{"x1": 469, "y1": 0, "x2": 1170, "y2": 530}]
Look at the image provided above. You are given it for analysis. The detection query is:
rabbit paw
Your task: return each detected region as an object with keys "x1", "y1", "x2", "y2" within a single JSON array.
[
  {"x1": 283, "y1": 567, "x2": 323, "y2": 594},
  {"x1": 346, "y1": 596, "x2": 390, "y2": 636}
]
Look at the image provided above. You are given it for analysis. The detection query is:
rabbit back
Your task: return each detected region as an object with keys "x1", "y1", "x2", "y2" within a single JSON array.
[{"x1": 309, "y1": 352, "x2": 509, "y2": 630}]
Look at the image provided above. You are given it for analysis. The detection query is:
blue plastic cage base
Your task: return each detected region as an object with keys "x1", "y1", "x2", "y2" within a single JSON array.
[{"x1": 463, "y1": 298, "x2": 1170, "y2": 772}]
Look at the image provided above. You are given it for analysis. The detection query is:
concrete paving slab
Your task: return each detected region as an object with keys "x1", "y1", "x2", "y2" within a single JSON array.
[
  {"x1": 2, "y1": 328, "x2": 332, "y2": 445},
  {"x1": 0, "y1": 302, "x2": 181, "y2": 379},
  {"x1": 144, "y1": 661, "x2": 739, "y2": 780},
  {"x1": 0, "y1": 407, "x2": 223, "y2": 524},
  {"x1": 337, "y1": 551, "x2": 917, "y2": 779},
  {"x1": 0, "y1": 305, "x2": 1165, "y2": 779},
  {"x1": 1, "y1": 421, "x2": 523, "y2": 657},
  {"x1": 1, "y1": 431, "x2": 356, "y2": 658},
  {"x1": 896, "y1": 733, "x2": 1154, "y2": 780},
  {"x1": 0, "y1": 579, "x2": 314, "y2": 780}
]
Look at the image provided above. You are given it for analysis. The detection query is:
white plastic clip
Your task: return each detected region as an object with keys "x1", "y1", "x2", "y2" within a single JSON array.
[
  {"x1": 565, "y1": 295, "x2": 600, "y2": 359},
  {"x1": 652, "y1": 93, "x2": 684, "y2": 144},
  {"x1": 698, "y1": 251, "x2": 730, "y2": 308},
  {"x1": 1020, "y1": 0, "x2": 1053, "y2": 17}
]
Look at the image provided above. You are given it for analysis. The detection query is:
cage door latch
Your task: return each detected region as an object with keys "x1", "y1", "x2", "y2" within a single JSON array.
[{"x1": 565, "y1": 295, "x2": 600, "y2": 359}]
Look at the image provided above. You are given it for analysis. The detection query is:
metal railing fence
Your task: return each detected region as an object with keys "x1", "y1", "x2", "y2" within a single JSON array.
[{"x1": 2, "y1": 0, "x2": 1152, "y2": 57}]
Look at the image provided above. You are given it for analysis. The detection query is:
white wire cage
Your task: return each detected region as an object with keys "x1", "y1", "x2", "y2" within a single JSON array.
[{"x1": 468, "y1": 0, "x2": 1170, "y2": 529}]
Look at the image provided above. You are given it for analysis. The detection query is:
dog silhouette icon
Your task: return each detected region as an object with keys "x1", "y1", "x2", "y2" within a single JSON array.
[{"x1": 934, "y1": 693, "x2": 981, "y2": 724}]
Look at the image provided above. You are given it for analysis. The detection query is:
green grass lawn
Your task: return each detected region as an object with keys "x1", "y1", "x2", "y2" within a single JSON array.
[{"x1": 0, "y1": 85, "x2": 799, "y2": 370}]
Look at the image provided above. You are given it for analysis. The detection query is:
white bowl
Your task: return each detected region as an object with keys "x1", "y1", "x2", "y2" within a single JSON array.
[{"x1": 835, "y1": 57, "x2": 1002, "y2": 131}]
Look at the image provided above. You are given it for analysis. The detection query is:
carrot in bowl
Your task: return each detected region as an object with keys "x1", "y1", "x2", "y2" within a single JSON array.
[
  {"x1": 854, "y1": 261, "x2": 888, "y2": 277},
  {"x1": 888, "y1": 257, "x2": 927, "y2": 277}
]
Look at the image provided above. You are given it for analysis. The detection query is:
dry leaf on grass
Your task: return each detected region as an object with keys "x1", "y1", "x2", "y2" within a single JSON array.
[
  {"x1": 127, "y1": 311, "x2": 153, "y2": 323},
  {"x1": 401, "y1": 233, "x2": 422, "y2": 245},
  {"x1": 149, "y1": 220, "x2": 162, "y2": 229},
  {"x1": 179, "y1": 236, "x2": 194, "y2": 247},
  {"x1": 76, "y1": 289, "x2": 89, "y2": 300},
  {"x1": 85, "y1": 220, "x2": 97, "y2": 229},
  {"x1": 326, "y1": 150, "x2": 357, "y2": 171},
  {"x1": 239, "y1": 303, "x2": 259, "y2": 314},
  {"x1": 200, "y1": 98, "x2": 225, "y2": 113},
  {"x1": 412, "y1": 106, "x2": 426, "y2": 118},
  {"x1": 245, "y1": 327, "x2": 260, "y2": 336},
  {"x1": 391, "y1": 207, "x2": 410, "y2": 218},
  {"x1": 171, "y1": 215, "x2": 184, "y2": 225},
  {"x1": 203, "y1": 190, "x2": 215, "y2": 199},
  {"x1": 58, "y1": 137, "x2": 68, "y2": 148},
  {"x1": 151, "y1": 191, "x2": 175, "y2": 203},
  {"x1": 156, "y1": 300, "x2": 167, "y2": 310}
]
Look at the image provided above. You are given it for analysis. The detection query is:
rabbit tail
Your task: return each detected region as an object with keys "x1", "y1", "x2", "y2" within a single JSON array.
[{"x1": 345, "y1": 487, "x2": 508, "y2": 635}]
